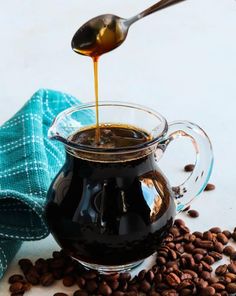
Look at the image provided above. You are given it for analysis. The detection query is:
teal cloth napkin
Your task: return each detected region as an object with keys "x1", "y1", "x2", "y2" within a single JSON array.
[{"x1": 0, "y1": 89, "x2": 84, "y2": 279}]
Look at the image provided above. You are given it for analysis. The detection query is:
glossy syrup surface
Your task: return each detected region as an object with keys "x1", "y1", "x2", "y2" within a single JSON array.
[{"x1": 46, "y1": 126, "x2": 176, "y2": 265}]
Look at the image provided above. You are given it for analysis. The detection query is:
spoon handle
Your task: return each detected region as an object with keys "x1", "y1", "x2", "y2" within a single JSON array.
[{"x1": 126, "y1": 0, "x2": 187, "y2": 26}]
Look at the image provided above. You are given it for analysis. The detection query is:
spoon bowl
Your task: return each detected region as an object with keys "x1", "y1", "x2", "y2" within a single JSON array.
[{"x1": 71, "y1": 14, "x2": 128, "y2": 57}]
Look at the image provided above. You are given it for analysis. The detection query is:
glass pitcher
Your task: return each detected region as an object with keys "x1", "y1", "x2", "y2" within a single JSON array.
[{"x1": 45, "y1": 102, "x2": 213, "y2": 273}]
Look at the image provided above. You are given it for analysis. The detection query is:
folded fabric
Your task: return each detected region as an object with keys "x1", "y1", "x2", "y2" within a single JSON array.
[{"x1": 0, "y1": 89, "x2": 87, "y2": 278}]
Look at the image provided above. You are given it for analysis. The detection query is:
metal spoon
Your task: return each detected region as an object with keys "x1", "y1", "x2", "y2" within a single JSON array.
[{"x1": 71, "y1": 0, "x2": 186, "y2": 57}]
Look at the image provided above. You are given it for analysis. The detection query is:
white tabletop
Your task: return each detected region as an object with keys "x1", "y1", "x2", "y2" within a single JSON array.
[{"x1": 1, "y1": 0, "x2": 236, "y2": 295}]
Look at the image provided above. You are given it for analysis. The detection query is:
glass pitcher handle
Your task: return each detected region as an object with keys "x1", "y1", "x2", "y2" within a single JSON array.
[{"x1": 161, "y1": 121, "x2": 214, "y2": 213}]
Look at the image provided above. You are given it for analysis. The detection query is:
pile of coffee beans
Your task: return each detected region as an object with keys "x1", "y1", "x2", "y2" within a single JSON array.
[{"x1": 8, "y1": 219, "x2": 236, "y2": 296}]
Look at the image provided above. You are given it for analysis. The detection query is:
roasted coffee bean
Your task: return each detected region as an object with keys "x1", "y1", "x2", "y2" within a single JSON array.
[
  {"x1": 184, "y1": 243, "x2": 195, "y2": 253},
  {"x1": 165, "y1": 272, "x2": 181, "y2": 287},
  {"x1": 62, "y1": 275, "x2": 75, "y2": 287},
  {"x1": 188, "y1": 210, "x2": 199, "y2": 218},
  {"x1": 200, "y1": 286, "x2": 215, "y2": 295},
  {"x1": 201, "y1": 261, "x2": 213, "y2": 272},
  {"x1": 208, "y1": 251, "x2": 223, "y2": 261},
  {"x1": 40, "y1": 272, "x2": 54, "y2": 286},
  {"x1": 228, "y1": 263, "x2": 236, "y2": 274},
  {"x1": 109, "y1": 280, "x2": 119, "y2": 290},
  {"x1": 226, "y1": 282, "x2": 236, "y2": 293},
  {"x1": 139, "y1": 280, "x2": 151, "y2": 292},
  {"x1": 214, "y1": 241, "x2": 224, "y2": 253},
  {"x1": 204, "y1": 183, "x2": 215, "y2": 191},
  {"x1": 223, "y1": 230, "x2": 232, "y2": 239},
  {"x1": 174, "y1": 219, "x2": 185, "y2": 227},
  {"x1": 225, "y1": 272, "x2": 236, "y2": 281},
  {"x1": 192, "y1": 248, "x2": 207, "y2": 256},
  {"x1": 217, "y1": 233, "x2": 229, "y2": 245},
  {"x1": 203, "y1": 231, "x2": 213, "y2": 241},
  {"x1": 73, "y1": 291, "x2": 88, "y2": 296},
  {"x1": 203, "y1": 255, "x2": 215, "y2": 265},
  {"x1": 184, "y1": 164, "x2": 195, "y2": 172},
  {"x1": 98, "y1": 281, "x2": 112, "y2": 295},
  {"x1": 25, "y1": 267, "x2": 40, "y2": 285},
  {"x1": 215, "y1": 264, "x2": 228, "y2": 276},
  {"x1": 210, "y1": 282, "x2": 225, "y2": 291},
  {"x1": 9, "y1": 282, "x2": 24, "y2": 293},
  {"x1": 195, "y1": 238, "x2": 213, "y2": 249},
  {"x1": 52, "y1": 269, "x2": 63, "y2": 280},
  {"x1": 230, "y1": 252, "x2": 236, "y2": 261},
  {"x1": 8, "y1": 274, "x2": 24, "y2": 284},
  {"x1": 76, "y1": 276, "x2": 86, "y2": 288},
  {"x1": 83, "y1": 270, "x2": 97, "y2": 280},
  {"x1": 86, "y1": 279, "x2": 98, "y2": 293},
  {"x1": 194, "y1": 253, "x2": 204, "y2": 262},
  {"x1": 200, "y1": 271, "x2": 211, "y2": 281},
  {"x1": 18, "y1": 259, "x2": 33, "y2": 274},
  {"x1": 232, "y1": 232, "x2": 236, "y2": 241},
  {"x1": 53, "y1": 293, "x2": 69, "y2": 296},
  {"x1": 223, "y1": 246, "x2": 235, "y2": 256},
  {"x1": 119, "y1": 272, "x2": 131, "y2": 281},
  {"x1": 192, "y1": 231, "x2": 203, "y2": 239},
  {"x1": 210, "y1": 227, "x2": 222, "y2": 234}
]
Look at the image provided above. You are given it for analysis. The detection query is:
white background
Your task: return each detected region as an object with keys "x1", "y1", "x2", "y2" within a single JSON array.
[{"x1": 0, "y1": 0, "x2": 236, "y2": 294}]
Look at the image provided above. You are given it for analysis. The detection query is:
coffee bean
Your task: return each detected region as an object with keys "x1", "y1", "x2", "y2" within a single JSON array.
[
  {"x1": 9, "y1": 282, "x2": 24, "y2": 294},
  {"x1": 230, "y1": 252, "x2": 236, "y2": 261},
  {"x1": 139, "y1": 280, "x2": 151, "y2": 292},
  {"x1": 76, "y1": 276, "x2": 85, "y2": 288},
  {"x1": 215, "y1": 264, "x2": 228, "y2": 276},
  {"x1": 184, "y1": 164, "x2": 195, "y2": 172},
  {"x1": 225, "y1": 272, "x2": 236, "y2": 281},
  {"x1": 8, "y1": 274, "x2": 24, "y2": 284},
  {"x1": 174, "y1": 219, "x2": 185, "y2": 227},
  {"x1": 200, "y1": 286, "x2": 215, "y2": 295},
  {"x1": 222, "y1": 230, "x2": 232, "y2": 239},
  {"x1": 203, "y1": 255, "x2": 215, "y2": 265},
  {"x1": 25, "y1": 267, "x2": 40, "y2": 285},
  {"x1": 203, "y1": 231, "x2": 214, "y2": 241},
  {"x1": 192, "y1": 231, "x2": 203, "y2": 239},
  {"x1": 117, "y1": 272, "x2": 129, "y2": 281},
  {"x1": 83, "y1": 270, "x2": 97, "y2": 280},
  {"x1": 211, "y1": 282, "x2": 225, "y2": 291},
  {"x1": 217, "y1": 233, "x2": 229, "y2": 245},
  {"x1": 232, "y1": 232, "x2": 236, "y2": 241},
  {"x1": 208, "y1": 251, "x2": 223, "y2": 261},
  {"x1": 204, "y1": 183, "x2": 215, "y2": 191},
  {"x1": 200, "y1": 271, "x2": 211, "y2": 281},
  {"x1": 226, "y1": 282, "x2": 236, "y2": 293},
  {"x1": 166, "y1": 272, "x2": 181, "y2": 287},
  {"x1": 228, "y1": 263, "x2": 236, "y2": 274},
  {"x1": 86, "y1": 279, "x2": 98, "y2": 293},
  {"x1": 195, "y1": 238, "x2": 213, "y2": 249},
  {"x1": 214, "y1": 241, "x2": 224, "y2": 253},
  {"x1": 40, "y1": 272, "x2": 54, "y2": 286},
  {"x1": 54, "y1": 293, "x2": 69, "y2": 296},
  {"x1": 223, "y1": 246, "x2": 235, "y2": 256},
  {"x1": 188, "y1": 210, "x2": 199, "y2": 218},
  {"x1": 98, "y1": 281, "x2": 112, "y2": 295},
  {"x1": 194, "y1": 253, "x2": 204, "y2": 262},
  {"x1": 62, "y1": 275, "x2": 75, "y2": 287}
]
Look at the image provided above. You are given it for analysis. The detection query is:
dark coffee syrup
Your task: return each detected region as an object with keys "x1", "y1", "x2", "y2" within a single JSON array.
[{"x1": 45, "y1": 126, "x2": 175, "y2": 266}]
